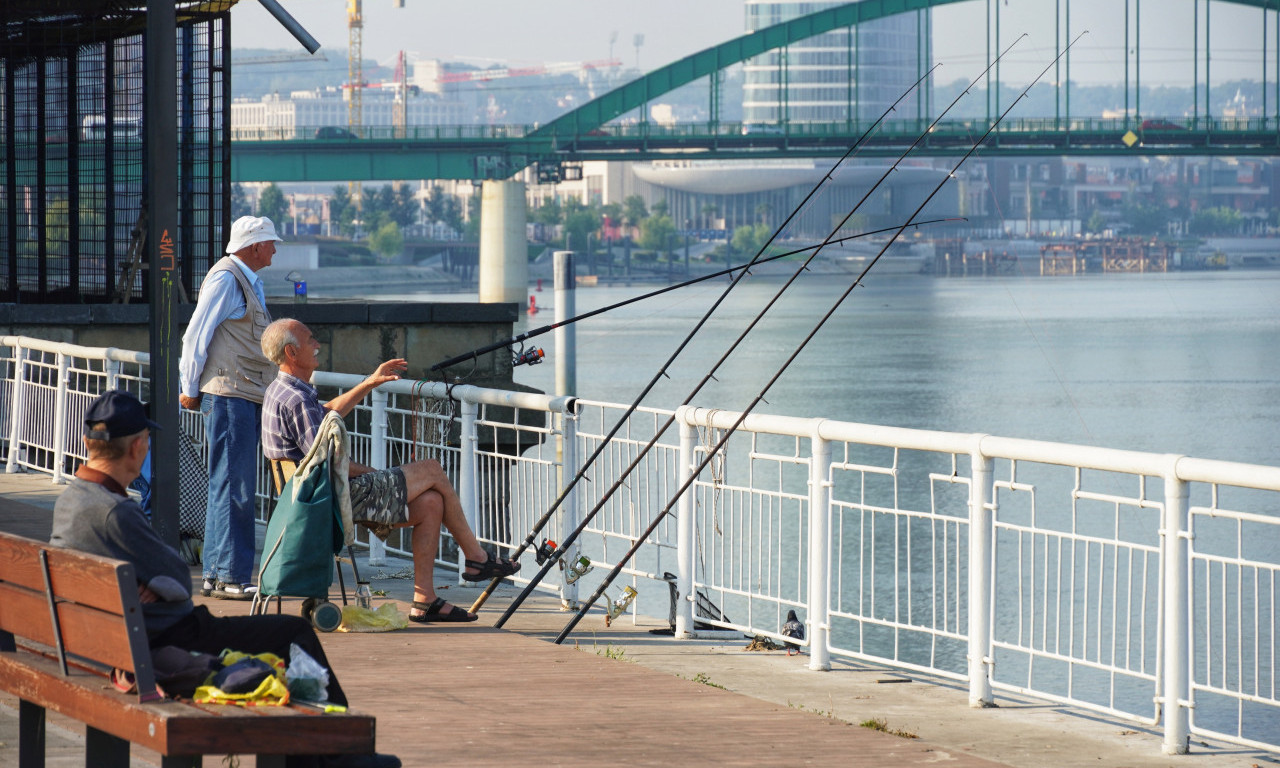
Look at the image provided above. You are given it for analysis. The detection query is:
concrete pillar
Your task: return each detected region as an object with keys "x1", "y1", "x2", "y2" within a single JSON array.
[{"x1": 479, "y1": 180, "x2": 528, "y2": 304}]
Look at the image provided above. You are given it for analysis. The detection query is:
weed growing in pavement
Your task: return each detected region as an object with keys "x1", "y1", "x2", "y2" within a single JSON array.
[
  {"x1": 859, "y1": 718, "x2": 918, "y2": 739},
  {"x1": 691, "y1": 672, "x2": 726, "y2": 689}
]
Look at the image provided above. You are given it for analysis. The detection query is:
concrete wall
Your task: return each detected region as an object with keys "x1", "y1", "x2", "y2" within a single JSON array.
[{"x1": 0, "y1": 300, "x2": 522, "y2": 389}]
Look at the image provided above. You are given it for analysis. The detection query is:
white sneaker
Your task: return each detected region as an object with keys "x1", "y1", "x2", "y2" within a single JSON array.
[{"x1": 212, "y1": 581, "x2": 257, "y2": 600}]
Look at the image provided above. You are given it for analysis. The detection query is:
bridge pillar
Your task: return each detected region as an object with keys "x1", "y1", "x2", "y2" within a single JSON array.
[{"x1": 479, "y1": 180, "x2": 528, "y2": 304}]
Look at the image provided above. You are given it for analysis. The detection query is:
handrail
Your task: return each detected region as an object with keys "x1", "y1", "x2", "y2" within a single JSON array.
[{"x1": 2, "y1": 334, "x2": 1276, "y2": 756}]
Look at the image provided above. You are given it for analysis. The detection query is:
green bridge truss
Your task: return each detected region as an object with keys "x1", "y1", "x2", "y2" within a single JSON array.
[{"x1": 231, "y1": 0, "x2": 1280, "y2": 183}]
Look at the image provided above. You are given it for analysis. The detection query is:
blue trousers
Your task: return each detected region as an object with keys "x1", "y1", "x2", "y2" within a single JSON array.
[{"x1": 201, "y1": 394, "x2": 261, "y2": 585}]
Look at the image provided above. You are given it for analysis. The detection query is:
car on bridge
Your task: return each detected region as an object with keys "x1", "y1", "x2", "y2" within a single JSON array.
[
  {"x1": 1140, "y1": 120, "x2": 1185, "y2": 131},
  {"x1": 314, "y1": 126, "x2": 357, "y2": 140}
]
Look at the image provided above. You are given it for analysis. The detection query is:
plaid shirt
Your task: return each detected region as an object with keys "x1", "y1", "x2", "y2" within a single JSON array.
[{"x1": 261, "y1": 371, "x2": 325, "y2": 461}]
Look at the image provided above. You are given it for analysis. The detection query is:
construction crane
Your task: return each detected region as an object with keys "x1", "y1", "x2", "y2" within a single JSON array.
[
  {"x1": 392, "y1": 50, "x2": 407, "y2": 138},
  {"x1": 346, "y1": 0, "x2": 402, "y2": 210}
]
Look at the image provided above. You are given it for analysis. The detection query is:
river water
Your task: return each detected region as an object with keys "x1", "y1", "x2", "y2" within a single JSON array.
[{"x1": 496, "y1": 266, "x2": 1280, "y2": 467}]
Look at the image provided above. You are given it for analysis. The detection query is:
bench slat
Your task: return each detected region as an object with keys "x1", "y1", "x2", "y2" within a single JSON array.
[
  {"x1": 0, "y1": 582, "x2": 141, "y2": 671},
  {"x1": 0, "y1": 532, "x2": 130, "y2": 613}
]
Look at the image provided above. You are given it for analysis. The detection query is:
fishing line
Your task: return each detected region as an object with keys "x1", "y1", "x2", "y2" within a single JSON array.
[
  {"x1": 551, "y1": 32, "x2": 1088, "y2": 644},
  {"x1": 465, "y1": 66, "x2": 943, "y2": 614},
  {"x1": 1003, "y1": 287, "x2": 1094, "y2": 440},
  {"x1": 492, "y1": 39, "x2": 1030, "y2": 625},
  {"x1": 429, "y1": 220, "x2": 959, "y2": 375}
]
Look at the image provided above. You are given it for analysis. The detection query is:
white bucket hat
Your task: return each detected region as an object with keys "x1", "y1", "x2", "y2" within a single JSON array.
[{"x1": 225, "y1": 215, "x2": 284, "y2": 254}]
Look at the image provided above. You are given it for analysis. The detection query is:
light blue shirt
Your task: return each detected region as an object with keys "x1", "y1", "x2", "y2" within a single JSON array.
[{"x1": 179, "y1": 256, "x2": 267, "y2": 398}]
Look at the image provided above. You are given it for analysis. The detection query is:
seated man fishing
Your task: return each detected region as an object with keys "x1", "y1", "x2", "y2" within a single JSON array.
[
  {"x1": 50, "y1": 390, "x2": 399, "y2": 768},
  {"x1": 259, "y1": 318, "x2": 519, "y2": 623}
]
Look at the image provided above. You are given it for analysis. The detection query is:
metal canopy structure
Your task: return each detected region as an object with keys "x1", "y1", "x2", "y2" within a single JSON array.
[{"x1": 1, "y1": 0, "x2": 235, "y2": 304}]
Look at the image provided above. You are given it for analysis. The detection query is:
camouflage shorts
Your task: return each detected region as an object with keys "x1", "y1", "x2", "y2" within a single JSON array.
[{"x1": 348, "y1": 467, "x2": 409, "y2": 541}]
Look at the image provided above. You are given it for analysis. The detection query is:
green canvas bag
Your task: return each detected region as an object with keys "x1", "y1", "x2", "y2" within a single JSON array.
[{"x1": 257, "y1": 457, "x2": 344, "y2": 599}]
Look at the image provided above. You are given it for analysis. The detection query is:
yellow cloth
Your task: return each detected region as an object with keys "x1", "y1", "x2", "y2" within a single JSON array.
[{"x1": 193, "y1": 651, "x2": 291, "y2": 707}]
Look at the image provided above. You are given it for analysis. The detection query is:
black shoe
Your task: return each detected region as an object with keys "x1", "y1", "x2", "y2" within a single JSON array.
[{"x1": 318, "y1": 754, "x2": 401, "y2": 768}]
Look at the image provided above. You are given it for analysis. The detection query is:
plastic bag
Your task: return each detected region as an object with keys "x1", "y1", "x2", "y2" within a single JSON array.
[
  {"x1": 193, "y1": 650, "x2": 290, "y2": 707},
  {"x1": 339, "y1": 602, "x2": 409, "y2": 633},
  {"x1": 286, "y1": 642, "x2": 330, "y2": 702}
]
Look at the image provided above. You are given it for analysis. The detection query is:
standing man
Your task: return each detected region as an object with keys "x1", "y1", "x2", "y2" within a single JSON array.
[{"x1": 180, "y1": 215, "x2": 280, "y2": 600}]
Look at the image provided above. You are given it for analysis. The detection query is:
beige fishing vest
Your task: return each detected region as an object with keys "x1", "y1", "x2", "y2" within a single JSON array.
[{"x1": 198, "y1": 257, "x2": 273, "y2": 403}]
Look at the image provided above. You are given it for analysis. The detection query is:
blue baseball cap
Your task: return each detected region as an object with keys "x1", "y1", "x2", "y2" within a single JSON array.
[{"x1": 84, "y1": 390, "x2": 161, "y2": 440}]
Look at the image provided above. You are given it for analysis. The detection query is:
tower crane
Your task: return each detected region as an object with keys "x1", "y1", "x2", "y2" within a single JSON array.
[{"x1": 346, "y1": 0, "x2": 402, "y2": 210}]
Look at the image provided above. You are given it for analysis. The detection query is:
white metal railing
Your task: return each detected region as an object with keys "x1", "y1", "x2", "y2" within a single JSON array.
[{"x1": 2, "y1": 335, "x2": 1277, "y2": 757}]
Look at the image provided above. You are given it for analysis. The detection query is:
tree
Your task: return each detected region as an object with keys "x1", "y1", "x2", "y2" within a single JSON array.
[
  {"x1": 621, "y1": 195, "x2": 648, "y2": 233},
  {"x1": 732, "y1": 225, "x2": 759, "y2": 256},
  {"x1": 1084, "y1": 209, "x2": 1106, "y2": 235},
  {"x1": 463, "y1": 191, "x2": 482, "y2": 240},
  {"x1": 368, "y1": 220, "x2": 404, "y2": 261},
  {"x1": 530, "y1": 198, "x2": 563, "y2": 227},
  {"x1": 700, "y1": 202, "x2": 719, "y2": 229},
  {"x1": 1190, "y1": 206, "x2": 1242, "y2": 236},
  {"x1": 231, "y1": 183, "x2": 252, "y2": 219},
  {"x1": 258, "y1": 183, "x2": 287, "y2": 226},
  {"x1": 1122, "y1": 202, "x2": 1171, "y2": 235},
  {"x1": 730, "y1": 223, "x2": 774, "y2": 257},
  {"x1": 562, "y1": 200, "x2": 601, "y2": 251},
  {"x1": 330, "y1": 185, "x2": 358, "y2": 238},
  {"x1": 754, "y1": 201, "x2": 773, "y2": 224},
  {"x1": 651, "y1": 198, "x2": 669, "y2": 217},
  {"x1": 638, "y1": 213, "x2": 676, "y2": 252},
  {"x1": 424, "y1": 186, "x2": 463, "y2": 235}
]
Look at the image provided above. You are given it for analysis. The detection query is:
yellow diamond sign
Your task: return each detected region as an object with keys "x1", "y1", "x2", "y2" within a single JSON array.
[{"x1": 1122, "y1": 130, "x2": 1139, "y2": 147}]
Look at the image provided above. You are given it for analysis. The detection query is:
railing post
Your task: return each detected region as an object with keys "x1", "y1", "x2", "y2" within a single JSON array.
[
  {"x1": 104, "y1": 359, "x2": 121, "y2": 391},
  {"x1": 968, "y1": 444, "x2": 996, "y2": 707},
  {"x1": 5, "y1": 343, "x2": 27, "y2": 474},
  {"x1": 807, "y1": 426, "x2": 832, "y2": 671},
  {"x1": 674, "y1": 407, "x2": 697, "y2": 638},
  {"x1": 1161, "y1": 469, "x2": 1191, "y2": 754},
  {"x1": 457, "y1": 397, "x2": 479, "y2": 582},
  {"x1": 558, "y1": 399, "x2": 579, "y2": 609},
  {"x1": 367, "y1": 388, "x2": 389, "y2": 566},
  {"x1": 51, "y1": 352, "x2": 70, "y2": 485}
]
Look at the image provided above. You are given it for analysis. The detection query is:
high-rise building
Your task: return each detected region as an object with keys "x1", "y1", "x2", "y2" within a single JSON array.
[{"x1": 743, "y1": 1, "x2": 931, "y2": 126}]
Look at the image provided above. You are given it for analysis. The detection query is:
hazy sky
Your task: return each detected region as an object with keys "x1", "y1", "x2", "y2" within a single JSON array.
[{"x1": 231, "y1": 1, "x2": 1270, "y2": 87}]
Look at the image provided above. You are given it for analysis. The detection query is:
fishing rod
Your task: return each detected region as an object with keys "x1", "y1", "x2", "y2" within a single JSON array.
[
  {"x1": 489, "y1": 42, "x2": 1024, "y2": 623},
  {"x1": 430, "y1": 218, "x2": 962, "y2": 374},
  {"x1": 466, "y1": 65, "x2": 940, "y2": 615},
  {"x1": 551, "y1": 33, "x2": 1088, "y2": 644}
]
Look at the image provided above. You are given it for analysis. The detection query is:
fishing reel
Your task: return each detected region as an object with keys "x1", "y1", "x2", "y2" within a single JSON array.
[
  {"x1": 604, "y1": 585, "x2": 639, "y2": 627},
  {"x1": 534, "y1": 538, "x2": 558, "y2": 566},
  {"x1": 563, "y1": 554, "x2": 593, "y2": 585},
  {"x1": 512, "y1": 344, "x2": 545, "y2": 367}
]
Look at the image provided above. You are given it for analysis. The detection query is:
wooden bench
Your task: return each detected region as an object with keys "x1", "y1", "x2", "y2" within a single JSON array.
[{"x1": 0, "y1": 530, "x2": 378, "y2": 767}]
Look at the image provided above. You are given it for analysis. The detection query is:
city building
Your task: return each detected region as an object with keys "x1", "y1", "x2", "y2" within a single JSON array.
[
  {"x1": 231, "y1": 87, "x2": 465, "y2": 138},
  {"x1": 743, "y1": 0, "x2": 932, "y2": 126}
]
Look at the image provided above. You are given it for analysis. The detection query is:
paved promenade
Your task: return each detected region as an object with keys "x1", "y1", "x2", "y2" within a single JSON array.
[{"x1": 0, "y1": 471, "x2": 1269, "y2": 767}]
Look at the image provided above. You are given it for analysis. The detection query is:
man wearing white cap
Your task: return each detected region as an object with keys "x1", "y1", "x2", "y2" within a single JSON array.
[{"x1": 179, "y1": 215, "x2": 281, "y2": 600}]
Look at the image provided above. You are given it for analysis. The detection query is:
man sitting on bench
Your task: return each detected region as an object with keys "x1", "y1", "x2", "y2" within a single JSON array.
[
  {"x1": 259, "y1": 318, "x2": 519, "y2": 623},
  {"x1": 49, "y1": 390, "x2": 399, "y2": 768}
]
